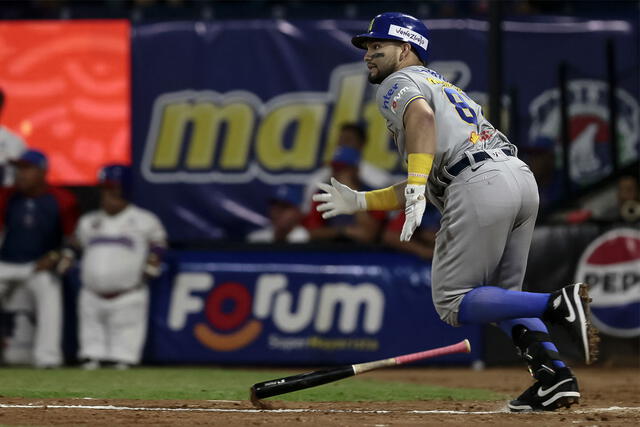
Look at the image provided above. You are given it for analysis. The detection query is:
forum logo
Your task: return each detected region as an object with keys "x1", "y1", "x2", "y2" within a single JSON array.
[{"x1": 168, "y1": 273, "x2": 385, "y2": 351}]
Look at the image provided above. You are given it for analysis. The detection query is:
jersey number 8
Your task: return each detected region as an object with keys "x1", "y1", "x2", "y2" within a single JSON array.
[{"x1": 443, "y1": 87, "x2": 478, "y2": 126}]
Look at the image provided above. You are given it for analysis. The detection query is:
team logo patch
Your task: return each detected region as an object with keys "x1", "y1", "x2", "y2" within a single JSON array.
[
  {"x1": 574, "y1": 228, "x2": 640, "y2": 337},
  {"x1": 529, "y1": 80, "x2": 639, "y2": 185},
  {"x1": 382, "y1": 83, "x2": 399, "y2": 110},
  {"x1": 469, "y1": 131, "x2": 479, "y2": 144},
  {"x1": 390, "y1": 86, "x2": 410, "y2": 113}
]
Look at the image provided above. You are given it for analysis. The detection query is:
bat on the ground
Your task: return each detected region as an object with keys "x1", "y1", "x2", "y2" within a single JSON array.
[{"x1": 250, "y1": 339, "x2": 471, "y2": 406}]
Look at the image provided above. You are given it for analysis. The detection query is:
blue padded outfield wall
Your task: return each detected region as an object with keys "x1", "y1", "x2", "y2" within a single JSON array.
[
  {"x1": 130, "y1": 18, "x2": 639, "y2": 242},
  {"x1": 145, "y1": 250, "x2": 482, "y2": 365},
  {"x1": 57, "y1": 225, "x2": 638, "y2": 365},
  {"x1": 120, "y1": 18, "x2": 639, "y2": 365}
]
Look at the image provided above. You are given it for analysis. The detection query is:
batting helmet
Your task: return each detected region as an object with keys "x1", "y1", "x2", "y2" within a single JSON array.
[
  {"x1": 352, "y1": 12, "x2": 430, "y2": 64},
  {"x1": 98, "y1": 164, "x2": 132, "y2": 199}
]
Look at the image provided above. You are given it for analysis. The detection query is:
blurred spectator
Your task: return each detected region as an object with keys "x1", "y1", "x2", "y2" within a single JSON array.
[
  {"x1": 59, "y1": 165, "x2": 167, "y2": 370},
  {"x1": 566, "y1": 175, "x2": 640, "y2": 225},
  {"x1": 597, "y1": 175, "x2": 640, "y2": 223},
  {"x1": 303, "y1": 123, "x2": 395, "y2": 213},
  {"x1": 247, "y1": 184, "x2": 309, "y2": 243},
  {"x1": 521, "y1": 141, "x2": 563, "y2": 212},
  {"x1": 306, "y1": 144, "x2": 386, "y2": 243},
  {"x1": 0, "y1": 89, "x2": 27, "y2": 187},
  {"x1": 0, "y1": 150, "x2": 78, "y2": 367},
  {"x1": 382, "y1": 206, "x2": 441, "y2": 260}
]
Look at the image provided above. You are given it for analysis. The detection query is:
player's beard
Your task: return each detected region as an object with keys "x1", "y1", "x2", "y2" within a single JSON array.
[{"x1": 367, "y1": 63, "x2": 395, "y2": 84}]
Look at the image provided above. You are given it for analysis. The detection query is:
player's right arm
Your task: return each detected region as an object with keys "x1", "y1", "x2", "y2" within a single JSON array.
[
  {"x1": 398, "y1": 97, "x2": 437, "y2": 241},
  {"x1": 312, "y1": 177, "x2": 406, "y2": 219},
  {"x1": 313, "y1": 72, "x2": 434, "y2": 224}
]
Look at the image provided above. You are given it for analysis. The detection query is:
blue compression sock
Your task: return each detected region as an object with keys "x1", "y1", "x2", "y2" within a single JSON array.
[
  {"x1": 457, "y1": 286, "x2": 550, "y2": 325},
  {"x1": 498, "y1": 318, "x2": 566, "y2": 368}
]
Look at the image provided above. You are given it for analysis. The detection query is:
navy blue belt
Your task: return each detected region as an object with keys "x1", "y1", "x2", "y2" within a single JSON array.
[{"x1": 442, "y1": 148, "x2": 514, "y2": 185}]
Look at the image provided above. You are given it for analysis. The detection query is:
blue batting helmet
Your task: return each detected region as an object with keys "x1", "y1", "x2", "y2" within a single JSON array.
[
  {"x1": 352, "y1": 12, "x2": 430, "y2": 64},
  {"x1": 98, "y1": 164, "x2": 132, "y2": 199}
]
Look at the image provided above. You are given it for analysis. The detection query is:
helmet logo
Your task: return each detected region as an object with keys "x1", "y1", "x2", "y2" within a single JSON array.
[
  {"x1": 368, "y1": 18, "x2": 375, "y2": 32},
  {"x1": 388, "y1": 24, "x2": 428, "y2": 50}
]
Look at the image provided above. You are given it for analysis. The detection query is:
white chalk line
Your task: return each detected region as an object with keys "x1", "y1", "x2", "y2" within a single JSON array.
[{"x1": 0, "y1": 403, "x2": 638, "y2": 415}]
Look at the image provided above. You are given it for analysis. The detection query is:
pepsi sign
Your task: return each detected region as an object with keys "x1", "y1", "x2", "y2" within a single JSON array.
[{"x1": 575, "y1": 228, "x2": 640, "y2": 337}]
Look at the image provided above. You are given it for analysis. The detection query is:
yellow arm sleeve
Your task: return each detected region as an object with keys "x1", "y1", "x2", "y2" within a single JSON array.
[
  {"x1": 364, "y1": 186, "x2": 402, "y2": 211},
  {"x1": 361, "y1": 154, "x2": 433, "y2": 211},
  {"x1": 406, "y1": 153, "x2": 434, "y2": 185}
]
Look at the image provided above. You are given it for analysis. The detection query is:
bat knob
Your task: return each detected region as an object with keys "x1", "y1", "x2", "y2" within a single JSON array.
[{"x1": 249, "y1": 386, "x2": 273, "y2": 410}]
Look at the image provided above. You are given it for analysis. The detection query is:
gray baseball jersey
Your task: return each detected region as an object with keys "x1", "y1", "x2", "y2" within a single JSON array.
[
  {"x1": 376, "y1": 65, "x2": 513, "y2": 211},
  {"x1": 375, "y1": 65, "x2": 539, "y2": 326}
]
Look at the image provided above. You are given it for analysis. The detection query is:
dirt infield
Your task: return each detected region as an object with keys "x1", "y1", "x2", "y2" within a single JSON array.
[{"x1": 0, "y1": 367, "x2": 637, "y2": 426}]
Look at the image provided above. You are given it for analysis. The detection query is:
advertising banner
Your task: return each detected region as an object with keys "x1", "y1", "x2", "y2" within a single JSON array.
[
  {"x1": 0, "y1": 20, "x2": 131, "y2": 185},
  {"x1": 574, "y1": 227, "x2": 640, "y2": 338},
  {"x1": 526, "y1": 224, "x2": 640, "y2": 339},
  {"x1": 131, "y1": 19, "x2": 638, "y2": 242},
  {"x1": 147, "y1": 250, "x2": 482, "y2": 365}
]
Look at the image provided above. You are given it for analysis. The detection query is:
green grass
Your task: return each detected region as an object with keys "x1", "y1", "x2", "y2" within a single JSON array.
[{"x1": 0, "y1": 367, "x2": 505, "y2": 402}]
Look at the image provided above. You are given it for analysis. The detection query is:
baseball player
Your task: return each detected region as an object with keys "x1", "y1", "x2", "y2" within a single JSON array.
[
  {"x1": 0, "y1": 149, "x2": 78, "y2": 367},
  {"x1": 314, "y1": 12, "x2": 598, "y2": 412},
  {"x1": 0, "y1": 89, "x2": 27, "y2": 187},
  {"x1": 61, "y1": 165, "x2": 167, "y2": 369}
]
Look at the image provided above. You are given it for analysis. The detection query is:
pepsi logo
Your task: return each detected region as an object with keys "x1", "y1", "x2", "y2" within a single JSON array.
[{"x1": 575, "y1": 228, "x2": 640, "y2": 337}]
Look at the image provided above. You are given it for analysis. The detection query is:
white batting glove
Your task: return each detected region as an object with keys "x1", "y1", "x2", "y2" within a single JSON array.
[
  {"x1": 400, "y1": 184, "x2": 426, "y2": 241},
  {"x1": 313, "y1": 177, "x2": 367, "y2": 219}
]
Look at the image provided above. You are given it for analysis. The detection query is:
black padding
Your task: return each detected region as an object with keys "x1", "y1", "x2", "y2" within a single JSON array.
[{"x1": 511, "y1": 326, "x2": 561, "y2": 384}]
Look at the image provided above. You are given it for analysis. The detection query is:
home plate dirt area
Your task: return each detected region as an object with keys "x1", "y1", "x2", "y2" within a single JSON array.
[{"x1": 0, "y1": 367, "x2": 637, "y2": 426}]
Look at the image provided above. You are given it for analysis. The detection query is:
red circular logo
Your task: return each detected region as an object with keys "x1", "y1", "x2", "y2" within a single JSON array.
[{"x1": 205, "y1": 282, "x2": 252, "y2": 331}]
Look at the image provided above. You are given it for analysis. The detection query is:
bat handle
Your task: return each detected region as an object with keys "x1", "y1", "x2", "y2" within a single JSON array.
[
  {"x1": 395, "y1": 339, "x2": 471, "y2": 365},
  {"x1": 352, "y1": 357, "x2": 395, "y2": 375}
]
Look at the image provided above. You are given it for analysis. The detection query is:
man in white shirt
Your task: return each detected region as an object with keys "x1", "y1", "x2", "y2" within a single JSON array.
[{"x1": 61, "y1": 165, "x2": 167, "y2": 369}]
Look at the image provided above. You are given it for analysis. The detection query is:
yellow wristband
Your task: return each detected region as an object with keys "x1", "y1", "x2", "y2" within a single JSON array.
[
  {"x1": 364, "y1": 186, "x2": 402, "y2": 211},
  {"x1": 407, "y1": 153, "x2": 434, "y2": 185}
]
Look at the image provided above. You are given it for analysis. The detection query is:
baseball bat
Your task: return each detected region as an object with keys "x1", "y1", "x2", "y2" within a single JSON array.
[{"x1": 250, "y1": 339, "x2": 470, "y2": 402}]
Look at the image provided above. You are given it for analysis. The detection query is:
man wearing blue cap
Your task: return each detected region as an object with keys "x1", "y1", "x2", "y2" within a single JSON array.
[
  {"x1": 314, "y1": 12, "x2": 597, "y2": 411},
  {"x1": 247, "y1": 184, "x2": 309, "y2": 244},
  {"x1": 0, "y1": 149, "x2": 78, "y2": 367}
]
